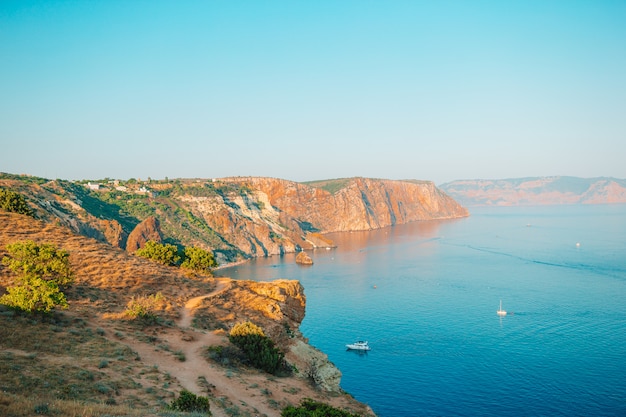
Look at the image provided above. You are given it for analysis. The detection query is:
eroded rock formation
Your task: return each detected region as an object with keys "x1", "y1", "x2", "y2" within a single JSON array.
[
  {"x1": 126, "y1": 216, "x2": 162, "y2": 252},
  {"x1": 296, "y1": 251, "x2": 313, "y2": 265}
]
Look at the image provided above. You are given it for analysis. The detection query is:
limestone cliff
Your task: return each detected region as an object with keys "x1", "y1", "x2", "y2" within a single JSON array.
[{"x1": 179, "y1": 177, "x2": 468, "y2": 262}]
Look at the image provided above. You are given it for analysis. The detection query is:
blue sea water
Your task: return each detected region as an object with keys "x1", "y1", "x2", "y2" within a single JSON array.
[{"x1": 217, "y1": 205, "x2": 626, "y2": 416}]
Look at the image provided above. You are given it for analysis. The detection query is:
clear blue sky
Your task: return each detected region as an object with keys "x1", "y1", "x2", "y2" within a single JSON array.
[{"x1": 1, "y1": 0, "x2": 625, "y2": 185}]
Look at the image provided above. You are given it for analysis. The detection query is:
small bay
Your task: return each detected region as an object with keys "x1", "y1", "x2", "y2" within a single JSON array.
[{"x1": 217, "y1": 204, "x2": 626, "y2": 416}]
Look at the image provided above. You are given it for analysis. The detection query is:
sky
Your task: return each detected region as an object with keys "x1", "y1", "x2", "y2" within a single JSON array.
[{"x1": 1, "y1": 0, "x2": 625, "y2": 185}]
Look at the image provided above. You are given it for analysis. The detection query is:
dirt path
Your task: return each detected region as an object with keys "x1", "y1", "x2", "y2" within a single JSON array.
[
  {"x1": 119, "y1": 278, "x2": 290, "y2": 417},
  {"x1": 179, "y1": 278, "x2": 229, "y2": 328}
]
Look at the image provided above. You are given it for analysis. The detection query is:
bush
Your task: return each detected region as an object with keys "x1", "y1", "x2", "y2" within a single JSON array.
[
  {"x1": 0, "y1": 187, "x2": 33, "y2": 216},
  {"x1": 229, "y1": 321, "x2": 287, "y2": 375},
  {"x1": 135, "y1": 240, "x2": 181, "y2": 266},
  {"x1": 169, "y1": 389, "x2": 211, "y2": 414},
  {"x1": 181, "y1": 246, "x2": 217, "y2": 273},
  {"x1": 281, "y1": 398, "x2": 362, "y2": 417},
  {"x1": 124, "y1": 292, "x2": 166, "y2": 321}
]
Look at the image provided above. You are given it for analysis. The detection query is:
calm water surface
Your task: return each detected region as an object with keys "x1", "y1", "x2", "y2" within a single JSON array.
[{"x1": 217, "y1": 205, "x2": 626, "y2": 416}]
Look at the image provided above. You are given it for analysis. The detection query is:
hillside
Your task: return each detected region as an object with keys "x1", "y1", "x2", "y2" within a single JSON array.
[
  {"x1": 0, "y1": 210, "x2": 374, "y2": 416},
  {"x1": 0, "y1": 173, "x2": 468, "y2": 266},
  {"x1": 440, "y1": 176, "x2": 626, "y2": 206}
]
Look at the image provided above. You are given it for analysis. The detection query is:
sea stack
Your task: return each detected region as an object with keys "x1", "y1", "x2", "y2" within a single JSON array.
[{"x1": 296, "y1": 251, "x2": 313, "y2": 265}]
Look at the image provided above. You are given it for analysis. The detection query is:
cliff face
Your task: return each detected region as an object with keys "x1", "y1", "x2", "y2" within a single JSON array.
[
  {"x1": 0, "y1": 174, "x2": 468, "y2": 264},
  {"x1": 440, "y1": 176, "x2": 626, "y2": 206},
  {"x1": 180, "y1": 177, "x2": 467, "y2": 262},
  {"x1": 248, "y1": 177, "x2": 468, "y2": 232}
]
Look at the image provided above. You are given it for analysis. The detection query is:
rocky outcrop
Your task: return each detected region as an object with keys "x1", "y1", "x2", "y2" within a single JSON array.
[
  {"x1": 287, "y1": 340, "x2": 342, "y2": 392},
  {"x1": 440, "y1": 176, "x2": 626, "y2": 206},
  {"x1": 199, "y1": 279, "x2": 306, "y2": 341},
  {"x1": 296, "y1": 251, "x2": 313, "y2": 265},
  {"x1": 98, "y1": 219, "x2": 127, "y2": 248},
  {"x1": 126, "y1": 216, "x2": 162, "y2": 252},
  {"x1": 193, "y1": 278, "x2": 342, "y2": 392}
]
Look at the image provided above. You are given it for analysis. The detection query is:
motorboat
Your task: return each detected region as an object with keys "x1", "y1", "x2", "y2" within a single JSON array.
[{"x1": 346, "y1": 341, "x2": 371, "y2": 351}]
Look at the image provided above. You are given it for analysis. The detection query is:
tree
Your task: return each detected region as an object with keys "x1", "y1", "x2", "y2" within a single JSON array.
[
  {"x1": 135, "y1": 240, "x2": 181, "y2": 266},
  {"x1": 0, "y1": 187, "x2": 33, "y2": 216},
  {"x1": 181, "y1": 246, "x2": 217, "y2": 273},
  {"x1": 0, "y1": 240, "x2": 74, "y2": 313}
]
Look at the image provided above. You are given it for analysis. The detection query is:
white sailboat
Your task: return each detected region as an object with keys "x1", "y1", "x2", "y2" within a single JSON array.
[{"x1": 497, "y1": 300, "x2": 507, "y2": 316}]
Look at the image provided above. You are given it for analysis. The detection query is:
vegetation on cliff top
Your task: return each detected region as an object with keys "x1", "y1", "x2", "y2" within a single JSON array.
[{"x1": 302, "y1": 178, "x2": 354, "y2": 194}]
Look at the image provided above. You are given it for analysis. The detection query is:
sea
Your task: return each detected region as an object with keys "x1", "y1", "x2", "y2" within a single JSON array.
[{"x1": 216, "y1": 204, "x2": 626, "y2": 416}]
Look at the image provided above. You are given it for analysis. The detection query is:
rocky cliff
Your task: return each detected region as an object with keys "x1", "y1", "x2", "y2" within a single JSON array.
[
  {"x1": 190, "y1": 278, "x2": 342, "y2": 392},
  {"x1": 440, "y1": 176, "x2": 626, "y2": 206},
  {"x1": 180, "y1": 177, "x2": 468, "y2": 263},
  {"x1": 0, "y1": 173, "x2": 468, "y2": 264}
]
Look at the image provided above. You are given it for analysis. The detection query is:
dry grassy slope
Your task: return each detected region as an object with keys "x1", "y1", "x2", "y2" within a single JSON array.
[{"x1": 0, "y1": 211, "x2": 374, "y2": 417}]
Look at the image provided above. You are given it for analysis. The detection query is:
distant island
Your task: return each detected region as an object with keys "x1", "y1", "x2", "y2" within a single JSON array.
[{"x1": 440, "y1": 176, "x2": 626, "y2": 206}]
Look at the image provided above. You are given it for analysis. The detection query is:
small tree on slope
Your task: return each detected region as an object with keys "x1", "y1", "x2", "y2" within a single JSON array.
[{"x1": 0, "y1": 240, "x2": 74, "y2": 313}]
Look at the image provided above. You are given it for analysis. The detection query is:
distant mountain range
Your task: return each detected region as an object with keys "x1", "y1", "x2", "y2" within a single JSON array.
[{"x1": 440, "y1": 176, "x2": 626, "y2": 206}]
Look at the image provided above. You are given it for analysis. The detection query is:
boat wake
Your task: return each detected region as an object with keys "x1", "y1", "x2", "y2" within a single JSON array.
[{"x1": 443, "y1": 242, "x2": 626, "y2": 280}]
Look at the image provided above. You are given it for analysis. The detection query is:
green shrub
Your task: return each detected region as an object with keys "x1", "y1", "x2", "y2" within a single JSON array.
[
  {"x1": 181, "y1": 246, "x2": 217, "y2": 273},
  {"x1": 0, "y1": 187, "x2": 34, "y2": 216},
  {"x1": 169, "y1": 389, "x2": 211, "y2": 414},
  {"x1": 135, "y1": 240, "x2": 181, "y2": 266},
  {"x1": 281, "y1": 398, "x2": 361, "y2": 417},
  {"x1": 229, "y1": 321, "x2": 287, "y2": 375}
]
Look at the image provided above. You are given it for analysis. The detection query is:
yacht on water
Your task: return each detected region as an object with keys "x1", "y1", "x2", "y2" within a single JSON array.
[{"x1": 346, "y1": 341, "x2": 371, "y2": 351}]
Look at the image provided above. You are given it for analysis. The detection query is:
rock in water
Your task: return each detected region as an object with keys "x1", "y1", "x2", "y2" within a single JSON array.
[{"x1": 296, "y1": 251, "x2": 313, "y2": 265}]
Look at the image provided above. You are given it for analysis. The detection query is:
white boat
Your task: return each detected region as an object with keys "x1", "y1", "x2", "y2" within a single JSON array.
[
  {"x1": 497, "y1": 300, "x2": 507, "y2": 316},
  {"x1": 346, "y1": 341, "x2": 371, "y2": 351}
]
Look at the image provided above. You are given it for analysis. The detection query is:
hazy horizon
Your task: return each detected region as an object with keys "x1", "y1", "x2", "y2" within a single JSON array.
[
  {"x1": 2, "y1": 170, "x2": 626, "y2": 188},
  {"x1": 2, "y1": 1, "x2": 625, "y2": 184}
]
